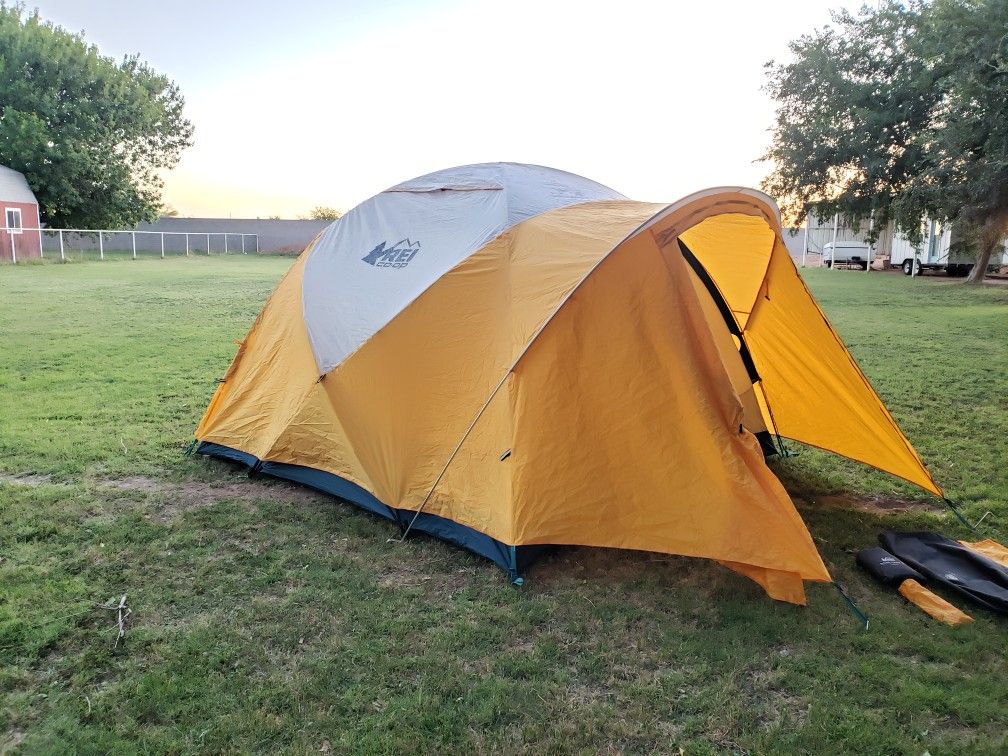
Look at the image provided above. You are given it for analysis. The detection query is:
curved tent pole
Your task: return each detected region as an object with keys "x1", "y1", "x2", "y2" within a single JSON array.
[
  {"x1": 677, "y1": 238, "x2": 760, "y2": 383},
  {"x1": 394, "y1": 190, "x2": 794, "y2": 542}
]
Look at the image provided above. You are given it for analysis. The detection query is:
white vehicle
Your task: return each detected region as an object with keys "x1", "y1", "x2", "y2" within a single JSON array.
[
  {"x1": 822, "y1": 240, "x2": 871, "y2": 270},
  {"x1": 890, "y1": 222, "x2": 963, "y2": 276},
  {"x1": 889, "y1": 220, "x2": 1006, "y2": 276}
]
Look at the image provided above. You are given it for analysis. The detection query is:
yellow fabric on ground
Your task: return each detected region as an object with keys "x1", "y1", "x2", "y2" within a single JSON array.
[
  {"x1": 960, "y1": 539, "x2": 1008, "y2": 568},
  {"x1": 718, "y1": 561, "x2": 809, "y2": 605},
  {"x1": 898, "y1": 579, "x2": 974, "y2": 627}
]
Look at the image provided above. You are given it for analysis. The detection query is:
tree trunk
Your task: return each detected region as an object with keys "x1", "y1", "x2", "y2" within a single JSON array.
[{"x1": 965, "y1": 215, "x2": 1006, "y2": 285}]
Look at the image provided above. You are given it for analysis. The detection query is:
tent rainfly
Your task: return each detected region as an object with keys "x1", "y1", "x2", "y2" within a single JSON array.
[{"x1": 194, "y1": 163, "x2": 942, "y2": 605}]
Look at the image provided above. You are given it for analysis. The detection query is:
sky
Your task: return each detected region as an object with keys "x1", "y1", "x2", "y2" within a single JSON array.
[{"x1": 30, "y1": 0, "x2": 862, "y2": 219}]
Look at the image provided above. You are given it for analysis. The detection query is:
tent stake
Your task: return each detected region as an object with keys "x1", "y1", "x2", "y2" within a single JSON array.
[
  {"x1": 833, "y1": 582, "x2": 869, "y2": 630},
  {"x1": 942, "y1": 498, "x2": 977, "y2": 533}
]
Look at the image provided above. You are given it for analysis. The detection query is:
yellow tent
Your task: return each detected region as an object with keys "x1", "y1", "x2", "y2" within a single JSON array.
[{"x1": 195, "y1": 164, "x2": 941, "y2": 605}]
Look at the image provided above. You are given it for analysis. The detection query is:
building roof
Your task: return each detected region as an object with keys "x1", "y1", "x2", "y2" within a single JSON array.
[{"x1": 0, "y1": 165, "x2": 38, "y2": 204}]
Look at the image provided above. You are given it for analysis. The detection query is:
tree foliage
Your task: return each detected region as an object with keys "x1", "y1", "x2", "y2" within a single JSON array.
[
  {"x1": 305, "y1": 205, "x2": 343, "y2": 221},
  {"x1": 762, "y1": 0, "x2": 1008, "y2": 281},
  {"x1": 0, "y1": 4, "x2": 193, "y2": 228}
]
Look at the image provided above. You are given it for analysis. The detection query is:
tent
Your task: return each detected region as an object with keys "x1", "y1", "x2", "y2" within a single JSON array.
[{"x1": 194, "y1": 163, "x2": 942, "y2": 605}]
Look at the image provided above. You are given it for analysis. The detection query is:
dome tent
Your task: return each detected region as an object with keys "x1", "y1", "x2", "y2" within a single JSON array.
[{"x1": 194, "y1": 162, "x2": 942, "y2": 605}]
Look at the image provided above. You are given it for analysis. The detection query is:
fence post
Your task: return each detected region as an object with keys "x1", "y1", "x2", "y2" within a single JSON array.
[
  {"x1": 801, "y1": 218, "x2": 808, "y2": 268},
  {"x1": 39, "y1": 234, "x2": 43, "y2": 259},
  {"x1": 99, "y1": 230, "x2": 104, "y2": 260},
  {"x1": 255, "y1": 234, "x2": 259, "y2": 254},
  {"x1": 241, "y1": 234, "x2": 246, "y2": 254},
  {"x1": 160, "y1": 232, "x2": 165, "y2": 259},
  {"x1": 223, "y1": 233, "x2": 228, "y2": 254},
  {"x1": 185, "y1": 233, "x2": 189, "y2": 256},
  {"x1": 828, "y1": 214, "x2": 838, "y2": 269},
  {"x1": 867, "y1": 214, "x2": 873, "y2": 274},
  {"x1": 10, "y1": 231, "x2": 16, "y2": 264},
  {"x1": 206, "y1": 233, "x2": 210, "y2": 255},
  {"x1": 132, "y1": 232, "x2": 137, "y2": 260}
]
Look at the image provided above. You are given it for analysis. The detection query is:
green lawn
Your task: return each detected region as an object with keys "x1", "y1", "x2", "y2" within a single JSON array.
[{"x1": 1, "y1": 258, "x2": 1005, "y2": 753}]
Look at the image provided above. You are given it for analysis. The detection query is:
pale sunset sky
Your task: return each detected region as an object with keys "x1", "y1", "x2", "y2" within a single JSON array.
[{"x1": 31, "y1": 0, "x2": 863, "y2": 219}]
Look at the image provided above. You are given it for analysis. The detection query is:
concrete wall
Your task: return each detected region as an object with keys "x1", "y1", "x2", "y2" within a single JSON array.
[{"x1": 135, "y1": 217, "x2": 331, "y2": 254}]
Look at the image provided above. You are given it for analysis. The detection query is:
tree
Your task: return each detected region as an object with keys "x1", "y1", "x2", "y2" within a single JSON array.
[
  {"x1": 762, "y1": 0, "x2": 1008, "y2": 283},
  {"x1": 305, "y1": 205, "x2": 343, "y2": 221},
  {"x1": 0, "y1": 4, "x2": 193, "y2": 229}
]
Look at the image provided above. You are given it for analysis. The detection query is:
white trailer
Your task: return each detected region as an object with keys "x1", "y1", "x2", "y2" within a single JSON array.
[
  {"x1": 889, "y1": 219, "x2": 1006, "y2": 276},
  {"x1": 822, "y1": 240, "x2": 871, "y2": 270}
]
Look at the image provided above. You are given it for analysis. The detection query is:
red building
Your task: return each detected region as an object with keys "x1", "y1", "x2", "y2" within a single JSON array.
[{"x1": 1, "y1": 165, "x2": 42, "y2": 262}]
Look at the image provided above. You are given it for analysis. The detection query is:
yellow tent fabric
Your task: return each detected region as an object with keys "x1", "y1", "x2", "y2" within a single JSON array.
[
  {"x1": 678, "y1": 210, "x2": 940, "y2": 495},
  {"x1": 195, "y1": 170, "x2": 941, "y2": 606}
]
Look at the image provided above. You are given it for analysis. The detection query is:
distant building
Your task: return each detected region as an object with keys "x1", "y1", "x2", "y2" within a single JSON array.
[{"x1": 0, "y1": 165, "x2": 42, "y2": 262}]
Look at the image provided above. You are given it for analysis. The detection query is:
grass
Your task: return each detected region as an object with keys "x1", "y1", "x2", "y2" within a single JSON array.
[{"x1": 1, "y1": 257, "x2": 1006, "y2": 753}]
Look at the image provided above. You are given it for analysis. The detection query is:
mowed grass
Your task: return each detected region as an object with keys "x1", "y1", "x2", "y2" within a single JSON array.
[{"x1": 1, "y1": 257, "x2": 1005, "y2": 754}]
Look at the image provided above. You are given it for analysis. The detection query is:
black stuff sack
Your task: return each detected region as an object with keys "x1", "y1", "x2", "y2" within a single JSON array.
[
  {"x1": 880, "y1": 531, "x2": 1008, "y2": 615},
  {"x1": 856, "y1": 547, "x2": 925, "y2": 586}
]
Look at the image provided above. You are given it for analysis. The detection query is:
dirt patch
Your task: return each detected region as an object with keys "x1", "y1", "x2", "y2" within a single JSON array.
[
  {"x1": 741, "y1": 668, "x2": 810, "y2": 731},
  {"x1": 1, "y1": 728, "x2": 26, "y2": 752},
  {"x1": 804, "y1": 493, "x2": 944, "y2": 516},
  {"x1": 0, "y1": 468, "x2": 328, "y2": 524},
  {"x1": 0, "y1": 472, "x2": 55, "y2": 488},
  {"x1": 99, "y1": 476, "x2": 163, "y2": 494},
  {"x1": 99, "y1": 476, "x2": 328, "y2": 524},
  {"x1": 99, "y1": 475, "x2": 325, "y2": 508}
]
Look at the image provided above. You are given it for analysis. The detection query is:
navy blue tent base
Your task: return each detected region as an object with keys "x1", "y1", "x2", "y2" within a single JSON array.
[{"x1": 196, "y1": 441, "x2": 548, "y2": 582}]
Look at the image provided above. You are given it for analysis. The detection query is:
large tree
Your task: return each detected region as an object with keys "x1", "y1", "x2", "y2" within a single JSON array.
[
  {"x1": 762, "y1": 0, "x2": 1008, "y2": 283},
  {"x1": 0, "y1": 4, "x2": 193, "y2": 228}
]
